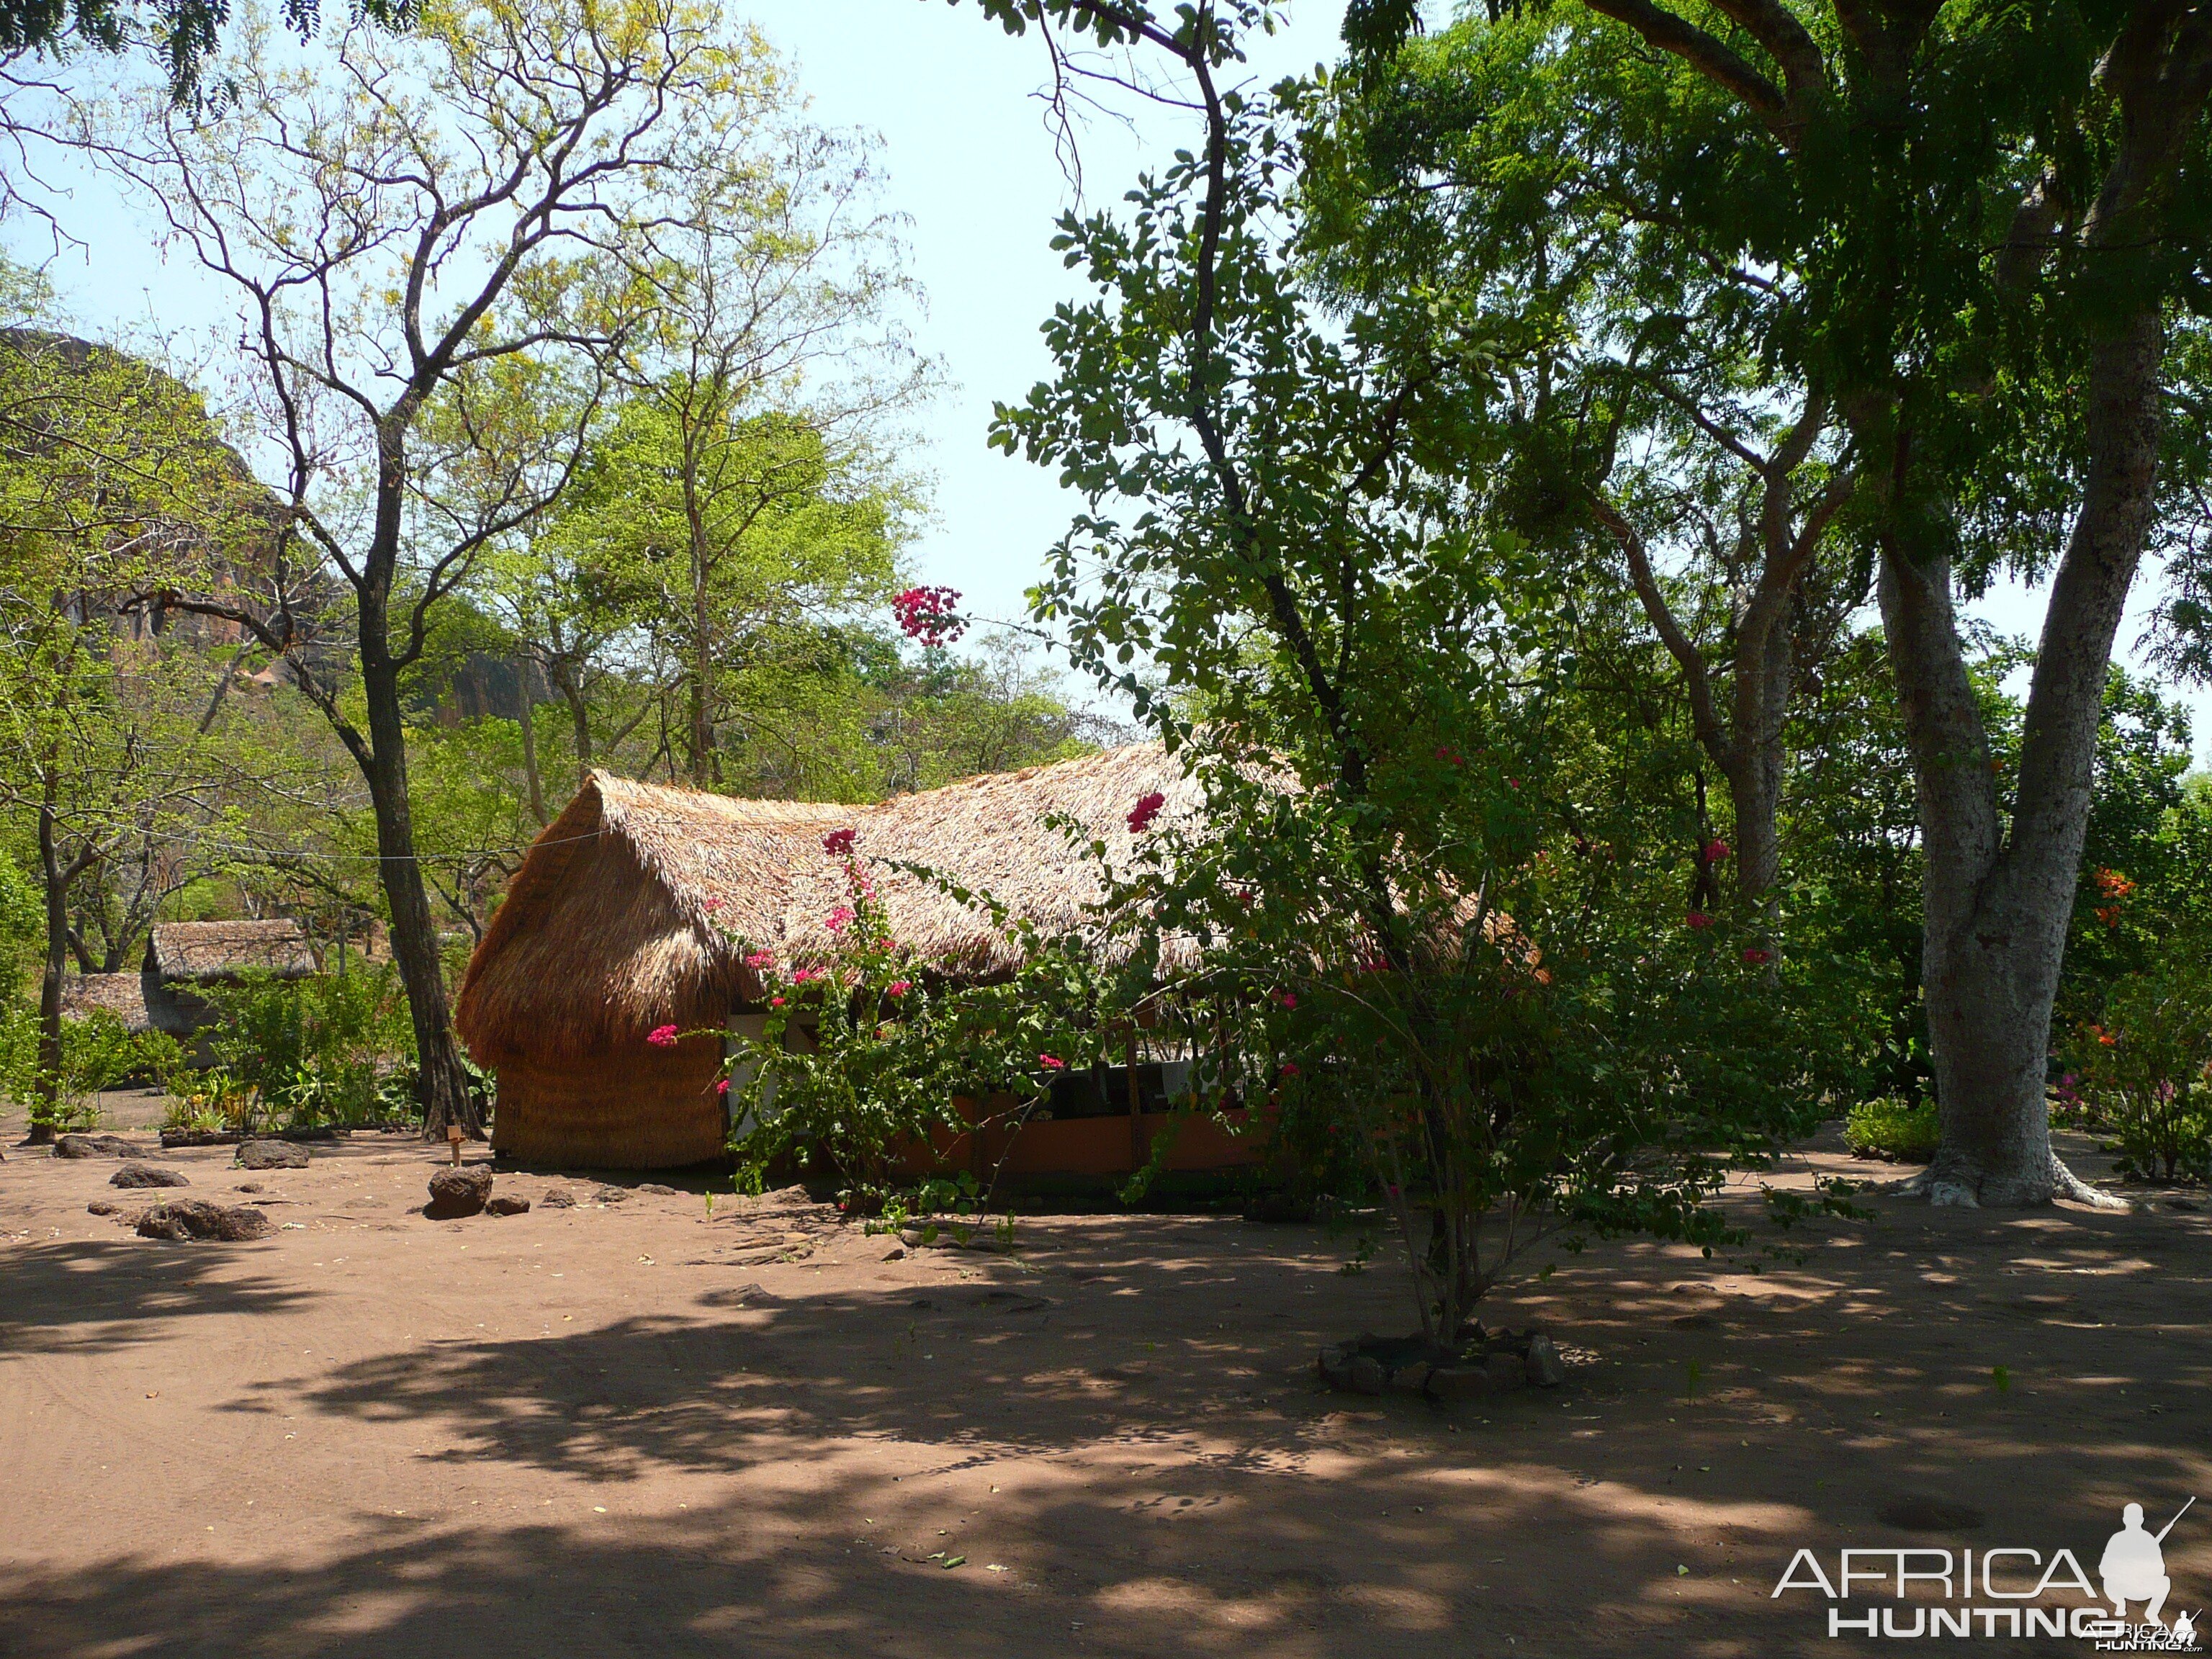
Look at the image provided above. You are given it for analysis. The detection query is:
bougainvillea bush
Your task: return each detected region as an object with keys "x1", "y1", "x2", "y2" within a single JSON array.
[
  {"x1": 2062, "y1": 963, "x2": 2212, "y2": 1184},
  {"x1": 714, "y1": 828, "x2": 1130, "y2": 1213}
]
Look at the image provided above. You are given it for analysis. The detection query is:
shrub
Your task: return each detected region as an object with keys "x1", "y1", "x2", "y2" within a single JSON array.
[
  {"x1": 198, "y1": 965, "x2": 415, "y2": 1130},
  {"x1": 720, "y1": 842, "x2": 1117, "y2": 1213},
  {"x1": 2064, "y1": 962, "x2": 2212, "y2": 1183},
  {"x1": 1843, "y1": 1096, "x2": 1941, "y2": 1163},
  {"x1": 2, "y1": 1007, "x2": 185, "y2": 1132}
]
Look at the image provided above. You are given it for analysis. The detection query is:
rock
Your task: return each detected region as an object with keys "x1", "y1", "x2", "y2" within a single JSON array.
[
  {"x1": 485, "y1": 1195, "x2": 531, "y2": 1216},
  {"x1": 56, "y1": 1133, "x2": 135, "y2": 1159},
  {"x1": 1316, "y1": 1344, "x2": 1355, "y2": 1390},
  {"x1": 1346, "y1": 1354, "x2": 1388, "y2": 1396},
  {"x1": 1390, "y1": 1359, "x2": 1434, "y2": 1395},
  {"x1": 1484, "y1": 1350, "x2": 1528, "y2": 1393},
  {"x1": 1425, "y1": 1364, "x2": 1496, "y2": 1402},
  {"x1": 882, "y1": 1245, "x2": 907, "y2": 1262},
  {"x1": 86, "y1": 1200, "x2": 120, "y2": 1215},
  {"x1": 236, "y1": 1139, "x2": 310, "y2": 1171},
  {"x1": 1524, "y1": 1334, "x2": 1567, "y2": 1388},
  {"x1": 235, "y1": 1182, "x2": 264, "y2": 1193},
  {"x1": 637, "y1": 1182, "x2": 680, "y2": 1196},
  {"x1": 426, "y1": 1166, "x2": 494, "y2": 1218},
  {"x1": 540, "y1": 1187, "x2": 576, "y2": 1209},
  {"x1": 112, "y1": 1162, "x2": 189, "y2": 1189},
  {"x1": 591, "y1": 1184, "x2": 630, "y2": 1205},
  {"x1": 136, "y1": 1200, "x2": 274, "y2": 1242}
]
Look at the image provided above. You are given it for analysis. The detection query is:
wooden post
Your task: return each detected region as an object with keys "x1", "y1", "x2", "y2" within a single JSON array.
[{"x1": 447, "y1": 1123, "x2": 464, "y2": 1166}]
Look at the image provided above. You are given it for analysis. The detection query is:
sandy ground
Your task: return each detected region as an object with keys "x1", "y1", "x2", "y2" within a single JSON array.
[{"x1": 0, "y1": 1125, "x2": 2206, "y2": 1658}]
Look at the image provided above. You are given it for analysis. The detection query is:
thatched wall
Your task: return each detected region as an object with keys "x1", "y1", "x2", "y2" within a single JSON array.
[{"x1": 490, "y1": 1034, "x2": 728, "y2": 1169}]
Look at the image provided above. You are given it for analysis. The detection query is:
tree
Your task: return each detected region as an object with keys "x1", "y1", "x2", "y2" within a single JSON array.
[
  {"x1": 1338, "y1": 0, "x2": 2212, "y2": 1207},
  {"x1": 987, "y1": 17, "x2": 1820, "y2": 1339},
  {"x1": 1303, "y1": 21, "x2": 1863, "y2": 910},
  {"x1": 81, "y1": 0, "x2": 804, "y2": 1136},
  {"x1": 0, "y1": 317, "x2": 254, "y2": 1135}
]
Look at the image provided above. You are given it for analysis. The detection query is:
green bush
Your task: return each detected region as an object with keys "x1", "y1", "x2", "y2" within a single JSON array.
[
  {"x1": 1843, "y1": 1096, "x2": 1941, "y2": 1163},
  {"x1": 2063, "y1": 961, "x2": 2212, "y2": 1184},
  {"x1": 0, "y1": 1007, "x2": 184, "y2": 1132},
  {"x1": 199, "y1": 965, "x2": 416, "y2": 1131}
]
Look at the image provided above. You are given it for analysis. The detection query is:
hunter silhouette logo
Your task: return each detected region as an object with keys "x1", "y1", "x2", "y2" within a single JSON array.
[
  {"x1": 1771, "y1": 1496, "x2": 2200, "y2": 1647},
  {"x1": 2101, "y1": 1499, "x2": 2190, "y2": 1629}
]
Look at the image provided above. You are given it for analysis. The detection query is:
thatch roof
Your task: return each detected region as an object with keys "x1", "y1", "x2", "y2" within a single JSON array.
[
  {"x1": 456, "y1": 744, "x2": 1206, "y2": 1066},
  {"x1": 147, "y1": 920, "x2": 319, "y2": 981},
  {"x1": 60, "y1": 972, "x2": 156, "y2": 1033}
]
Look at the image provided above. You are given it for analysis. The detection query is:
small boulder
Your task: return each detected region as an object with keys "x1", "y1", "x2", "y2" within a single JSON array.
[
  {"x1": 540, "y1": 1187, "x2": 575, "y2": 1209},
  {"x1": 591, "y1": 1184, "x2": 630, "y2": 1205},
  {"x1": 112, "y1": 1162, "x2": 189, "y2": 1189},
  {"x1": 485, "y1": 1194, "x2": 531, "y2": 1217},
  {"x1": 1426, "y1": 1364, "x2": 1496, "y2": 1402},
  {"x1": 637, "y1": 1182, "x2": 680, "y2": 1197},
  {"x1": 1524, "y1": 1334, "x2": 1567, "y2": 1388},
  {"x1": 1346, "y1": 1354, "x2": 1388, "y2": 1396},
  {"x1": 136, "y1": 1200, "x2": 274, "y2": 1242},
  {"x1": 426, "y1": 1166, "x2": 494, "y2": 1219},
  {"x1": 235, "y1": 1182, "x2": 264, "y2": 1194},
  {"x1": 56, "y1": 1133, "x2": 135, "y2": 1159},
  {"x1": 1484, "y1": 1350, "x2": 1528, "y2": 1393},
  {"x1": 236, "y1": 1139, "x2": 310, "y2": 1171},
  {"x1": 86, "y1": 1200, "x2": 120, "y2": 1216},
  {"x1": 882, "y1": 1245, "x2": 907, "y2": 1262}
]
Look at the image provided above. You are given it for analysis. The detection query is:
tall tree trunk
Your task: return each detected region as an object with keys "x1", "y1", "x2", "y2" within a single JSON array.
[
  {"x1": 358, "y1": 641, "x2": 481, "y2": 1141},
  {"x1": 31, "y1": 793, "x2": 69, "y2": 1143},
  {"x1": 1879, "y1": 311, "x2": 2162, "y2": 1206}
]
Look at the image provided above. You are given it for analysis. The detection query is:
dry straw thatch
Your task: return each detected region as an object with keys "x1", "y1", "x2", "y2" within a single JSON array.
[
  {"x1": 59, "y1": 972, "x2": 157, "y2": 1033},
  {"x1": 455, "y1": 743, "x2": 1205, "y2": 1070},
  {"x1": 146, "y1": 920, "x2": 319, "y2": 981}
]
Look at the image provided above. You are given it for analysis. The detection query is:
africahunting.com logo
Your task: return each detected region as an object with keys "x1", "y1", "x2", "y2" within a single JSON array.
[{"x1": 1773, "y1": 1498, "x2": 2198, "y2": 1649}]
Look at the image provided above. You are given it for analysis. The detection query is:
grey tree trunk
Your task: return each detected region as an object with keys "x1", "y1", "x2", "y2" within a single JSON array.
[{"x1": 1879, "y1": 311, "x2": 2163, "y2": 1206}]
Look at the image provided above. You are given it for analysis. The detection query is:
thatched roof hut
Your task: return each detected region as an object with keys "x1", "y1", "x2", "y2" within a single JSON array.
[
  {"x1": 60, "y1": 972, "x2": 157, "y2": 1034},
  {"x1": 455, "y1": 744, "x2": 1204, "y2": 1169},
  {"x1": 145, "y1": 920, "x2": 319, "y2": 981}
]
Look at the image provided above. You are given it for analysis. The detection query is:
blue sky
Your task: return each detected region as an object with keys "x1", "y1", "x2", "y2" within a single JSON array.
[{"x1": 8, "y1": 0, "x2": 2203, "y2": 761}]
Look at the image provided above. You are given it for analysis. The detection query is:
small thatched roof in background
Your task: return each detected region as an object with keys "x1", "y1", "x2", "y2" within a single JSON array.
[
  {"x1": 147, "y1": 920, "x2": 319, "y2": 981},
  {"x1": 60, "y1": 973, "x2": 156, "y2": 1033},
  {"x1": 457, "y1": 744, "x2": 1205, "y2": 1066}
]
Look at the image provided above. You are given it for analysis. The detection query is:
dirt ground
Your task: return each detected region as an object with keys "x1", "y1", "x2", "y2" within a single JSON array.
[{"x1": 0, "y1": 1123, "x2": 2205, "y2": 1658}]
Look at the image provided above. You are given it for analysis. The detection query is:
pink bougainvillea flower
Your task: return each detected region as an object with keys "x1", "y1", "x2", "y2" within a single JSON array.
[
  {"x1": 1038, "y1": 1053, "x2": 1066, "y2": 1071},
  {"x1": 1434, "y1": 745, "x2": 1464, "y2": 767},
  {"x1": 1743, "y1": 948, "x2": 1772, "y2": 965},
  {"x1": 745, "y1": 950, "x2": 775, "y2": 970},
  {"x1": 825, "y1": 905, "x2": 856, "y2": 932},
  {"x1": 886, "y1": 979, "x2": 912, "y2": 997},
  {"x1": 647, "y1": 1024, "x2": 679, "y2": 1048},
  {"x1": 770, "y1": 995, "x2": 786, "y2": 1007},
  {"x1": 1685, "y1": 912, "x2": 1714, "y2": 930},
  {"x1": 1277, "y1": 1062, "x2": 1300, "y2": 1079},
  {"x1": 822, "y1": 827, "x2": 857, "y2": 858},
  {"x1": 793, "y1": 968, "x2": 822, "y2": 984},
  {"x1": 1127, "y1": 790, "x2": 1167, "y2": 834},
  {"x1": 891, "y1": 585, "x2": 965, "y2": 647},
  {"x1": 1704, "y1": 838, "x2": 1730, "y2": 863},
  {"x1": 702, "y1": 897, "x2": 724, "y2": 912},
  {"x1": 1274, "y1": 989, "x2": 1297, "y2": 1010},
  {"x1": 715, "y1": 1078, "x2": 730, "y2": 1095}
]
